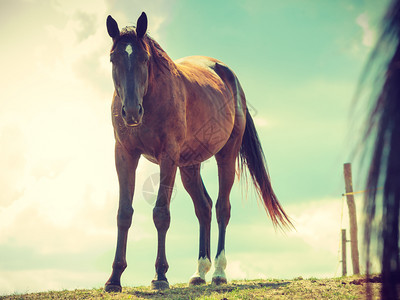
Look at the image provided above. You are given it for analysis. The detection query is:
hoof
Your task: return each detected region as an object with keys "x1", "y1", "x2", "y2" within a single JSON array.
[
  {"x1": 104, "y1": 284, "x2": 122, "y2": 293},
  {"x1": 151, "y1": 280, "x2": 170, "y2": 290},
  {"x1": 189, "y1": 276, "x2": 206, "y2": 286},
  {"x1": 212, "y1": 276, "x2": 227, "y2": 285}
]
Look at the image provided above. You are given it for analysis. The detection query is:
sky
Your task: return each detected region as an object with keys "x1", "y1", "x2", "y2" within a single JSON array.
[{"x1": 0, "y1": 0, "x2": 390, "y2": 295}]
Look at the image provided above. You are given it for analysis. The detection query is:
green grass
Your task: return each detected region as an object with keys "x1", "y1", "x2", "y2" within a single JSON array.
[{"x1": 0, "y1": 276, "x2": 381, "y2": 300}]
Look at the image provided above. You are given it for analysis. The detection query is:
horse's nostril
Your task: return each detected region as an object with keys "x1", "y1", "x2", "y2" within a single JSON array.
[
  {"x1": 138, "y1": 104, "x2": 143, "y2": 115},
  {"x1": 122, "y1": 106, "x2": 127, "y2": 118}
]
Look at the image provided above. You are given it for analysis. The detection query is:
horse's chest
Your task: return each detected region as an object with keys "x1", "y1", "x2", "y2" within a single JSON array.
[{"x1": 116, "y1": 128, "x2": 159, "y2": 154}]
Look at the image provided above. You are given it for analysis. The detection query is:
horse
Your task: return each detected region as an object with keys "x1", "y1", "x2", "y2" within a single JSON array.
[
  {"x1": 104, "y1": 12, "x2": 292, "y2": 292},
  {"x1": 362, "y1": 0, "x2": 400, "y2": 298}
]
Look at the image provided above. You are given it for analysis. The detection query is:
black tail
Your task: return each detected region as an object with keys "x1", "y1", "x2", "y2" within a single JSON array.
[
  {"x1": 362, "y1": 1, "x2": 400, "y2": 298},
  {"x1": 238, "y1": 109, "x2": 293, "y2": 230}
]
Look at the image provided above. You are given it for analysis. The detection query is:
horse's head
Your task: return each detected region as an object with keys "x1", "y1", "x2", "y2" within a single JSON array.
[{"x1": 107, "y1": 13, "x2": 149, "y2": 127}]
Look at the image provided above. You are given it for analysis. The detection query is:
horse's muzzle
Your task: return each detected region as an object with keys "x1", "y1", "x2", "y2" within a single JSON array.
[
  {"x1": 122, "y1": 104, "x2": 143, "y2": 127},
  {"x1": 125, "y1": 119, "x2": 141, "y2": 127}
]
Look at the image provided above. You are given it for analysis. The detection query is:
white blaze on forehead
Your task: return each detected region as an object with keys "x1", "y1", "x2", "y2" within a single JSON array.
[{"x1": 125, "y1": 44, "x2": 133, "y2": 57}]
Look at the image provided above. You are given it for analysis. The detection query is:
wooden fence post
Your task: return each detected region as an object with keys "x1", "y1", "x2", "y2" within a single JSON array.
[
  {"x1": 342, "y1": 229, "x2": 347, "y2": 276},
  {"x1": 343, "y1": 163, "x2": 360, "y2": 275}
]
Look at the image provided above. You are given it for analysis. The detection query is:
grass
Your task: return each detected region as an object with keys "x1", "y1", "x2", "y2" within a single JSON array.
[{"x1": 0, "y1": 275, "x2": 381, "y2": 299}]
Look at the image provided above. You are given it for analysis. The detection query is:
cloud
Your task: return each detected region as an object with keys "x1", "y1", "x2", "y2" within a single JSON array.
[
  {"x1": 338, "y1": 12, "x2": 378, "y2": 60},
  {"x1": 225, "y1": 260, "x2": 247, "y2": 279},
  {"x1": 286, "y1": 195, "x2": 375, "y2": 276},
  {"x1": 253, "y1": 116, "x2": 271, "y2": 128},
  {"x1": 286, "y1": 198, "x2": 344, "y2": 255},
  {"x1": 0, "y1": 0, "x2": 174, "y2": 294},
  {"x1": 219, "y1": 195, "x2": 367, "y2": 279},
  {"x1": 356, "y1": 13, "x2": 375, "y2": 47},
  {"x1": 0, "y1": 269, "x2": 108, "y2": 295},
  {"x1": 0, "y1": 0, "x2": 380, "y2": 295},
  {"x1": 0, "y1": 125, "x2": 26, "y2": 207},
  {"x1": 105, "y1": 0, "x2": 176, "y2": 40}
]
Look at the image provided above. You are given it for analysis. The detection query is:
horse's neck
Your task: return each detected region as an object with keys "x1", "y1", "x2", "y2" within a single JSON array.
[
  {"x1": 143, "y1": 60, "x2": 185, "y2": 128},
  {"x1": 147, "y1": 59, "x2": 180, "y2": 99}
]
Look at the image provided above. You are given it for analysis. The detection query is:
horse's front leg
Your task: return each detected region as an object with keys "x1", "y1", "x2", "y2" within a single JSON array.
[
  {"x1": 105, "y1": 144, "x2": 140, "y2": 292},
  {"x1": 151, "y1": 153, "x2": 178, "y2": 290}
]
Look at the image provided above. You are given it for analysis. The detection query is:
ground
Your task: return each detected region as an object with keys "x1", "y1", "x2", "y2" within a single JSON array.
[{"x1": 1, "y1": 275, "x2": 382, "y2": 299}]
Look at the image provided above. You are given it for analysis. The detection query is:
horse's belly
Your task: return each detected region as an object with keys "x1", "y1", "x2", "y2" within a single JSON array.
[
  {"x1": 179, "y1": 115, "x2": 233, "y2": 166},
  {"x1": 175, "y1": 56, "x2": 238, "y2": 166},
  {"x1": 143, "y1": 153, "x2": 159, "y2": 165},
  {"x1": 179, "y1": 98, "x2": 235, "y2": 166}
]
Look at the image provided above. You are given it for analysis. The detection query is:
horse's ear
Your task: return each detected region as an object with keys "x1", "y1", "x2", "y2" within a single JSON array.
[
  {"x1": 107, "y1": 15, "x2": 120, "y2": 39},
  {"x1": 136, "y1": 12, "x2": 148, "y2": 39}
]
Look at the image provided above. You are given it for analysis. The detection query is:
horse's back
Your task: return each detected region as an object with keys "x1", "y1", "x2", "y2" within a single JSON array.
[
  {"x1": 175, "y1": 56, "x2": 246, "y2": 165},
  {"x1": 175, "y1": 56, "x2": 241, "y2": 99}
]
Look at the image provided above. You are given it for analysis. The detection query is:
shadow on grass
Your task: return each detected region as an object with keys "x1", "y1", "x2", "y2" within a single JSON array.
[{"x1": 126, "y1": 281, "x2": 290, "y2": 299}]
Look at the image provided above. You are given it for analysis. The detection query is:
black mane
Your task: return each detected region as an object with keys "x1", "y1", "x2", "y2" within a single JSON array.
[{"x1": 363, "y1": 0, "x2": 400, "y2": 299}]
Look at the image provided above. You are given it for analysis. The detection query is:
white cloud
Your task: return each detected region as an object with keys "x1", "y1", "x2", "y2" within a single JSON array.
[
  {"x1": 0, "y1": 269, "x2": 109, "y2": 295},
  {"x1": 220, "y1": 195, "x2": 367, "y2": 280},
  {"x1": 338, "y1": 12, "x2": 377, "y2": 59},
  {"x1": 52, "y1": 0, "x2": 107, "y2": 17},
  {"x1": 0, "y1": 0, "x2": 380, "y2": 295},
  {"x1": 0, "y1": 125, "x2": 26, "y2": 207},
  {"x1": 105, "y1": 0, "x2": 176, "y2": 43},
  {"x1": 225, "y1": 259, "x2": 247, "y2": 279},
  {"x1": 286, "y1": 198, "x2": 345, "y2": 255},
  {"x1": 356, "y1": 13, "x2": 375, "y2": 47},
  {"x1": 0, "y1": 0, "x2": 176, "y2": 294},
  {"x1": 253, "y1": 116, "x2": 271, "y2": 128},
  {"x1": 286, "y1": 195, "x2": 373, "y2": 275}
]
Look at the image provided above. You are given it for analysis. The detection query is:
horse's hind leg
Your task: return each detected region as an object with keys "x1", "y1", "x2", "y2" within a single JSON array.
[
  {"x1": 213, "y1": 130, "x2": 243, "y2": 285},
  {"x1": 180, "y1": 164, "x2": 212, "y2": 285}
]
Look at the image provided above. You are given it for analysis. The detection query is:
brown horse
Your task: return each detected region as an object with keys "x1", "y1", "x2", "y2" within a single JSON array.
[{"x1": 104, "y1": 12, "x2": 292, "y2": 292}]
